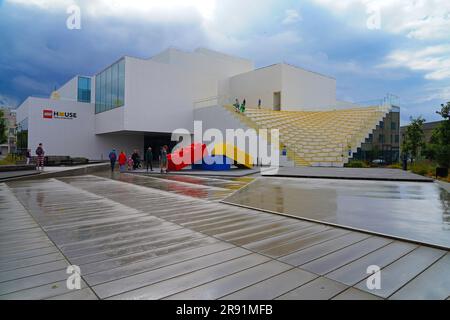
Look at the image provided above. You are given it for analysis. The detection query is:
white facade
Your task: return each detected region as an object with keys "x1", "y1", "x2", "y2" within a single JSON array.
[
  {"x1": 15, "y1": 47, "x2": 340, "y2": 160},
  {"x1": 225, "y1": 63, "x2": 336, "y2": 110},
  {"x1": 55, "y1": 76, "x2": 78, "y2": 101},
  {"x1": 17, "y1": 97, "x2": 142, "y2": 159}
]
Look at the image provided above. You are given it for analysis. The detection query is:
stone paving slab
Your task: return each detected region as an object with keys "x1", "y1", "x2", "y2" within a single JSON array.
[
  {"x1": 389, "y1": 253, "x2": 450, "y2": 300},
  {"x1": 276, "y1": 277, "x2": 348, "y2": 300},
  {"x1": 220, "y1": 268, "x2": 317, "y2": 300},
  {"x1": 0, "y1": 184, "x2": 98, "y2": 300},
  {"x1": 331, "y1": 287, "x2": 382, "y2": 300},
  {"x1": 354, "y1": 246, "x2": 446, "y2": 298}
]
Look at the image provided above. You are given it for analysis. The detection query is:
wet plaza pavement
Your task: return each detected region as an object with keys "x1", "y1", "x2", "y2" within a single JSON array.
[
  {"x1": 224, "y1": 177, "x2": 450, "y2": 249},
  {"x1": 0, "y1": 172, "x2": 449, "y2": 300},
  {"x1": 95, "y1": 171, "x2": 253, "y2": 202}
]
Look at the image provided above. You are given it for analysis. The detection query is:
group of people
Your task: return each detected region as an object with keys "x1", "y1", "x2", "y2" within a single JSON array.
[
  {"x1": 20, "y1": 143, "x2": 46, "y2": 171},
  {"x1": 108, "y1": 145, "x2": 169, "y2": 174},
  {"x1": 233, "y1": 98, "x2": 246, "y2": 113},
  {"x1": 233, "y1": 98, "x2": 262, "y2": 113},
  {"x1": 26, "y1": 142, "x2": 170, "y2": 174}
]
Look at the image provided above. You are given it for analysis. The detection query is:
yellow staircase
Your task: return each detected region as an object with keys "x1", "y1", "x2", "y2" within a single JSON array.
[{"x1": 223, "y1": 104, "x2": 390, "y2": 167}]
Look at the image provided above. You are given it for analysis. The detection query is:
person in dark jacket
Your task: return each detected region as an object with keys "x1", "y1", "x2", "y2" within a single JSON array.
[
  {"x1": 145, "y1": 147, "x2": 153, "y2": 172},
  {"x1": 108, "y1": 149, "x2": 117, "y2": 172},
  {"x1": 131, "y1": 149, "x2": 140, "y2": 170},
  {"x1": 35, "y1": 143, "x2": 45, "y2": 171}
]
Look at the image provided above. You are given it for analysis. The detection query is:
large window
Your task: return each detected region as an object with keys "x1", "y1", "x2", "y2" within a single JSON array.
[
  {"x1": 16, "y1": 118, "x2": 28, "y2": 151},
  {"x1": 95, "y1": 59, "x2": 125, "y2": 114},
  {"x1": 77, "y1": 76, "x2": 91, "y2": 103}
]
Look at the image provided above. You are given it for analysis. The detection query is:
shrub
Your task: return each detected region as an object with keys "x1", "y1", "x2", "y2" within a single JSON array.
[
  {"x1": 410, "y1": 160, "x2": 436, "y2": 176},
  {"x1": 387, "y1": 163, "x2": 402, "y2": 169},
  {"x1": 0, "y1": 154, "x2": 17, "y2": 166},
  {"x1": 424, "y1": 102, "x2": 450, "y2": 168},
  {"x1": 345, "y1": 160, "x2": 368, "y2": 168}
]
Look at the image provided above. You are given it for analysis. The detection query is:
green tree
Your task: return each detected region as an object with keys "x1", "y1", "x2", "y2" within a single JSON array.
[
  {"x1": 402, "y1": 116, "x2": 426, "y2": 164},
  {"x1": 424, "y1": 102, "x2": 450, "y2": 168},
  {"x1": 0, "y1": 109, "x2": 8, "y2": 145}
]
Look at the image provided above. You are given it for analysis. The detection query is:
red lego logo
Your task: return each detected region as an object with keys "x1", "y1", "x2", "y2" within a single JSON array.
[{"x1": 43, "y1": 109, "x2": 53, "y2": 119}]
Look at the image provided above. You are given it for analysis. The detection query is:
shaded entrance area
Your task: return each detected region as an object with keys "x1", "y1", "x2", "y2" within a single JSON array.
[{"x1": 143, "y1": 132, "x2": 178, "y2": 163}]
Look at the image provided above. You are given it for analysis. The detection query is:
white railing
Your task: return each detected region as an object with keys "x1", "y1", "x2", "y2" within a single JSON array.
[{"x1": 193, "y1": 95, "x2": 232, "y2": 110}]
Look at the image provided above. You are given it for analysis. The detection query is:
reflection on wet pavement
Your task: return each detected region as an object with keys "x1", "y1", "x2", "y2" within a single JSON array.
[
  {"x1": 224, "y1": 177, "x2": 450, "y2": 249},
  {"x1": 93, "y1": 171, "x2": 253, "y2": 201}
]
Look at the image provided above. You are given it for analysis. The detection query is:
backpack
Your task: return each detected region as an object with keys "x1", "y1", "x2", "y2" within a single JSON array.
[
  {"x1": 109, "y1": 152, "x2": 116, "y2": 161},
  {"x1": 36, "y1": 147, "x2": 43, "y2": 156}
]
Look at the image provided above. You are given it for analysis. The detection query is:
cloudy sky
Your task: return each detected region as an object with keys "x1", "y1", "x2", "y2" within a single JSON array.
[{"x1": 0, "y1": 0, "x2": 449, "y2": 124}]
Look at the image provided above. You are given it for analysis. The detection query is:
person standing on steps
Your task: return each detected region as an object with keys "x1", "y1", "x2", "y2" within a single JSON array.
[
  {"x1": 258, "y1": 98, "x2": 261, "y2": 109},
  {"x1": 234, "y1": 98, "x2": 240, "y2": 112},
  {"x1": 35, "y1": 143, "x2": 45, "y2": 171},
  {"x1": 240, "y1": 99, "x2": 246, "y2": 113},
  {"x1": 108, "y1": 149, "x2": 117, "y2": 172},
  {"x1": 145, "y1": 146, "x2": 153, "y2": 172}
]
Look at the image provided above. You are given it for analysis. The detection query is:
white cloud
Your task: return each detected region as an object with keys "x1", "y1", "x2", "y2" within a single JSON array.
[
  {"x1": 282, "y1": 9, "x2": 302, "y2": 25},
  {"x1": 6, "y1": 0, "x2": 74, "y2": 10},
  {"x1": 309, "y1": 0, "x2": 450, "y2": 40},
  {"x1": 410, "y1": 84, "x2": 450, "y2": 104},
  {"x1": 380, "y1": 45, "x2": 450, "y2": 80}
]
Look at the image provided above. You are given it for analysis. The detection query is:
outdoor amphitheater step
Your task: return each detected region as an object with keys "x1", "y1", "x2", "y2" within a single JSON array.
[{"x1": 223, "y1": 104, "x2": 390, "y2": 167}]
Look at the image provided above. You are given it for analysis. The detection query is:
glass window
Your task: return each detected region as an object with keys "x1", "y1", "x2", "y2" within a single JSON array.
[
  {"x1": 95, "y1": 59, "x2": 125, "y2": 114},
  {"x1": 379, "y1": 121, "x2": 384, "y2": 129},
  {"x1": 77, "y1": 76, "x2": 91, "y2": 103},
  {"x1": 101, "y1": 70, "x2": 106, "y2": 112},
  {"x1": 395, "y1": 135, "x2": 399, "y2": 143},
  {"x1": 118, "y1": 59, "x2": 125, "y2": 107},
  {"x1": 95, "y1": 75, "x2": 100, "y2": 113},
  {"x1": 111, "y1": 62, "x2": 118, "y2": 108},
  {"x1": 100, "y1": 71, "x2": 105, "y2": 112},
  {"x1": 391, "y1": 122, "x2": 396, "y2": 130},
  {"x1": 105, "y1": 66, "x2": 112, "y2": 110},
  {"x1": 379, "y1": 134, "x2": 385, "y2": 144}
]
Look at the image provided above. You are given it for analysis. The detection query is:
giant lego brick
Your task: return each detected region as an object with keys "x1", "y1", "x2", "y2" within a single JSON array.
[
  {"x1": 211, "y1": 143, "x2": 253, "y2": 168},
  {"x1": 192, "y1": 155, "x2": 232, "y2": 171},
  {"x1": 168, "y1": 143, "x2": 207, "y2": 171}
]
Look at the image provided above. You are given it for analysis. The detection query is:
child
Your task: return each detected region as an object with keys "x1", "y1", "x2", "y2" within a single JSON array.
[{"x1": 127, "y1": 156, "x2": 134, "y2": 171}]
